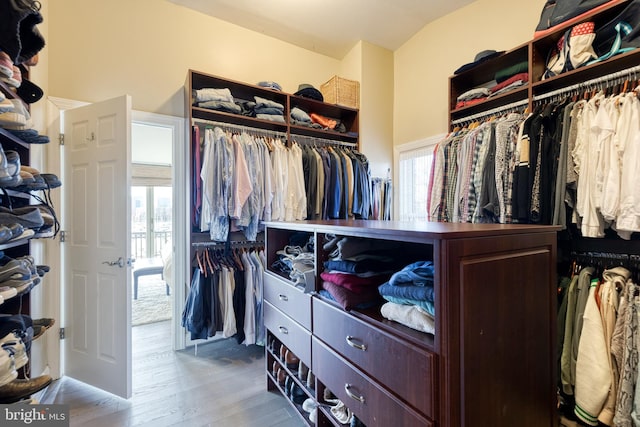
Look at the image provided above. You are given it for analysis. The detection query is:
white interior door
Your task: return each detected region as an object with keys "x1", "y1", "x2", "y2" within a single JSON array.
[{"x1": 62, "y1": 95, "x2": 132, "y2": 399}]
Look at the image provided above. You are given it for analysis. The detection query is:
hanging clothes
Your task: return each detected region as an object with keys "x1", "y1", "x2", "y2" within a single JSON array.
[{"x1": 182, "y1": 246, "x2": 265, "y2": 345}]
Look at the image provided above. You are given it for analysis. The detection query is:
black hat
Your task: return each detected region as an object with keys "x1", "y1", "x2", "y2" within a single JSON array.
[
  {"x1": 294, "y1": 84, "x2": 323, "y2": 102},
  {"x1": 17, "y1": 78, "x2": 43, "y2": 104},
  {"x1": 454, "y1": 50, "x2": 504, "y2": 75}
]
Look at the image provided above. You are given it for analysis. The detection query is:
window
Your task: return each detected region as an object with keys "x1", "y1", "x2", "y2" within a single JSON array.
[{"x1": 396, "y1": 135, "x2": 444, "y2": 222}]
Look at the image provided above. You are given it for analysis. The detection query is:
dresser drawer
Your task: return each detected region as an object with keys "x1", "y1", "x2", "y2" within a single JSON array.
[
  {"x1": 264, "y1": 301, "x2": 311, "y2": 367},
  {"x1": 313, "y1": 337, "x2": 433, "y2": 427},
  {"x1": 313, "y1": 297, "x2": 435, "y2": 418},
  {"x1": 264, "y1": 272, "x2": 312, "y2": 330}
]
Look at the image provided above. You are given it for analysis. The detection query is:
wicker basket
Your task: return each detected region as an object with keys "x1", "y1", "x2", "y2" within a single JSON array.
[{"x1": 320, "y1": 75, "x2": 360, "y2": 109}]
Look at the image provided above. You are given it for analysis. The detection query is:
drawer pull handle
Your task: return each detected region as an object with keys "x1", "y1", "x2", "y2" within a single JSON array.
[
  {"x1": 278, "y1": 294, "x2": 289, "y2": 301},
  {"x1": 346, "y1": 336, "x2": 367, "y2": 351},
  {"x1": 344, "y1": 384, "x2": 365, "y2": 403},
  {"x1": 278, "y1": 326, "x2": 289, "y2": 334}
]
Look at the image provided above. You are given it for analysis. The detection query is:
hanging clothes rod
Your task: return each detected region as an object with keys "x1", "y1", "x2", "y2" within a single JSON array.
[
  {"x1": 291, "y1": 134, "x2": 358, "y2": 149},
  {"x1": 450, "y1": 99, "x2": 529, "y2": 125},
  {"x1": 191, "y1": 239, "x2": 265, "y2": 248},
  {"x1": 192, "y1": 118, "x2": 288, "y2": 139},
  {"x1": 533, "y1": 64, "x2": 640, "y2": 102}
]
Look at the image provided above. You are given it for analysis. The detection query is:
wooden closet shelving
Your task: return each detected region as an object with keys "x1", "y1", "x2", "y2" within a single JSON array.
[
  {"x1": 184, "y1": 69, "x2": 361, "y2": 422},
  {"x1": 449, "y1": 0, "x2": 637, "y2": 127},
  {"x1": 264, "y1": 220, "x2": 559, "y2": 427}
]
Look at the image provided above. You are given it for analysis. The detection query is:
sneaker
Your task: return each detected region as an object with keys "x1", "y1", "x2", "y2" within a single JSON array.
[
  {"x1": 5, "y1": 223, "x2": 23, "y2": 240},
  {"x1": 0, "y1": 333, "x2": 28, "y2": 370},
  {"x1": 0, "y1": 207, "x2": 44, "y2": 230},
  {"x1": 0, "y1": 145, "x2": 13, "y2": 185},
  {"x1": 0, "y1": 259, "x2": 32, "y2": 283},
  {"x1": 0, "y1": 225, "x2": 11, "y2": 244},
  {"x1": 330, "y1": 400, "x2": 353, "y2": 424},
  {"x1": 3, "y1": 150, "x2": 21, "y2": 186},
  {"x1": 302, "y1": 397, "x2": 317, "y2": 413}
]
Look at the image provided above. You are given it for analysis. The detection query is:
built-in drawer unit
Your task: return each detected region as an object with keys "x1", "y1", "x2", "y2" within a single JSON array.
[
  {"x1": 312, "y1": 337, "x2": 433, "y2": 427},
  {"x1": 313, "y1": 298, "x2": 436, "y2": 418},
  {"x1": 264, "y1": 272, "x2": 312, "y2": 330},
  {"x1": 264, "y1": 301, "x2": 312, "y2": 367}
]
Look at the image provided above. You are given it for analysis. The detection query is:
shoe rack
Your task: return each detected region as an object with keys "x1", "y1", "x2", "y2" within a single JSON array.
[{"x1": 0, "y1": 64, "x2": 56, "y2": 402}]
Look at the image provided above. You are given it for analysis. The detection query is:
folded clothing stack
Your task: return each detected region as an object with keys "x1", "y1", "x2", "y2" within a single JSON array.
[
  {"x1": 192, "y1": 88, "x2": 242, "y2": 114},
  {"x1": 378, "y1": 260, "x2": 436, "y2": 335},
  {"x1": 254, "y1": 96, "x2": 285, "y2": 123},
  {"x1": 270, "y1": 232, "x2": 315, "y2": 288},
  {"x1": 319, "y1": 235, "x2": 401, "y2": 310}
]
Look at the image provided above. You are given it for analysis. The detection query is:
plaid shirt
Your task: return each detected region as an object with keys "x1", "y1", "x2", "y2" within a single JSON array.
[{"x1": 495, "y1": 113, "x2": 525, "y2": 223}]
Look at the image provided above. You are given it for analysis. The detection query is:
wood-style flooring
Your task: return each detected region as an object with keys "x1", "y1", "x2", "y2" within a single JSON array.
[{"x1": 42, "y1": 321, "x2": 304, "y2": 427}]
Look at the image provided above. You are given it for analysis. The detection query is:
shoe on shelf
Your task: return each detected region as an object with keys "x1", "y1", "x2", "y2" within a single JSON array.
[
  {"x1": 0, "y1": 314, "x2": 32, "y2": 343},
  {"x1": 302, "y1": 397, "x2": 317, "y2": 414},
  {"x1": 307, "y1": 369, "x2": 315, "y2": 390},
  {"x1": 290, "y1": 383, "x2": 307, "y2": 404},
  {"x1": 33, "y1": 318, "x2": 54, "y2": 330},
  {"x1": 330, "y1": 400, "x2": 353, "y2": 424},
  {"x1": 0, "y1": 375, "x2": 52, "y2": 403},
  {"x1": 0, "y1": 225, "x2": 11, "y2": 244},
  {"x1": 298, "y1": 361, "x2": 309, "y2": 382},
  {"x1": 0, "y1": 332, "x2": 28, "y2": 370},
  {"x1": 0, "y1": 350, "x2": 17, "y2": 387},
  {"x1": 285, "y1": 349, "x2": 299, "y2": 369},
  {"x1": 5, "y1": 223, "x2": 24, "y2": 241},
  {"x1": 4, "y1": 150, "x2": 22, "y2": 187},
  {"x1": 0, "y1": 207, "x2": 44, "y2": 230},
  {"x1": 277, "y1": 368, "x2": 286, "y2": 386}
]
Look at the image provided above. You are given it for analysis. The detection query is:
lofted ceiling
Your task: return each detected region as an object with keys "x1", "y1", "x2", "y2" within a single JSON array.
[{"x1": 167, "y1": 0, "x2": 477, "y2": 59}]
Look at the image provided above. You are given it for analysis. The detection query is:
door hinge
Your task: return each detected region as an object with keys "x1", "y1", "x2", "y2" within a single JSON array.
[
  {"x1": 60, "y1": 230, "x2": 67, "y2": 242},
  {"x1": 59, "y1": 133, "x2": 65, "y2": 145},
  {"x1": 59, "y1": 327, "x2": 65, "y2": 340}
]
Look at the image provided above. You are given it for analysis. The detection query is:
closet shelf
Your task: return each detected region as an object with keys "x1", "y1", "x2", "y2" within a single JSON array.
[
  {"x1": 188, "y1": 69, "x2": 360, "y2": 150},
  {"x1": 0, "y1": 238, "x2": 31, "y2": 251},
  {"x1": 190, "y1": 107, "x2": 288, "y2": 133},
  {"x1": 267, "y1": 347, "x2": 315, "y2": 399},
  {"x1": 449, "y1": 86, "x2": 529, "y2": 120},
  {"x1": 289, "y1": 125, "x2": 358, "y2": 143},
  {"x1": 266, "y1": 370, "x2": 314, "y2": 426},
  {"x1": 531, "y1": 49, "x2": 640, "y2": 96},
  {"x1": 532, "y1": 0, "x2": 630, "y2": 44}
]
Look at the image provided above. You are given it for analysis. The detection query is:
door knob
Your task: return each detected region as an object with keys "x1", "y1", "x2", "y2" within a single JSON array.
[{"x1": 102, "y1": 257, "x2": 124, "y2": 268}]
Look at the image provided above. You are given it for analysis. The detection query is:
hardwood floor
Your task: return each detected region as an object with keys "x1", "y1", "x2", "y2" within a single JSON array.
[{"x1": 42, "y1": 321, "x2": 304, "y2": 427}]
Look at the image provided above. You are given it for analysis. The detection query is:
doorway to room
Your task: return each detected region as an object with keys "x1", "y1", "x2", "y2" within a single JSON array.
[{"x1": 129, "y1": 120, "x2": 175, "y2": 389}]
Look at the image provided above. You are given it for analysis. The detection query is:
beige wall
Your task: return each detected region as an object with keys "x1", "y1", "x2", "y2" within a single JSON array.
[
  {"x1": 47, "y1": 0, "x2": 342, "y2": 117},
  {"x1": 45, "y1": 0, "x2": 394, "y2": 175},
  {"x1": 359, "y1": 42, "x2": 394, "y2": 178},
  {"x1": 393, "y1": 0, "x2": 547, "y2": 145},
  {"x1": 44, "y1": 0, "x2": 548, "y2": 174}
]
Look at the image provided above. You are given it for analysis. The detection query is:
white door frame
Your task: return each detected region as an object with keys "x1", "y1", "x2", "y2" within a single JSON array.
[{"x1": 43, "y1": 98, "x2": 188, "y2": 381}]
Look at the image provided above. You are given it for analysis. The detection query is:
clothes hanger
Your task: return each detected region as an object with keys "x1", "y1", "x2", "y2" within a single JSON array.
[{"x1": 196, "y1": 249, "x2": 206, "y2": 277}]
